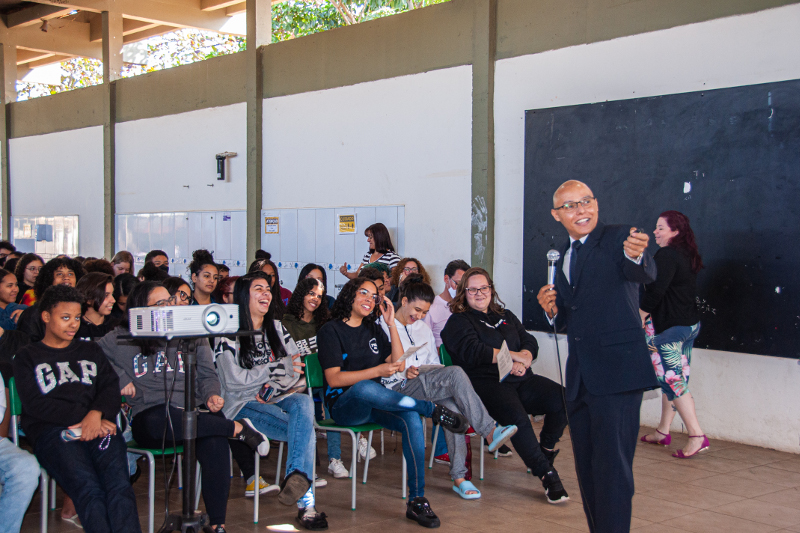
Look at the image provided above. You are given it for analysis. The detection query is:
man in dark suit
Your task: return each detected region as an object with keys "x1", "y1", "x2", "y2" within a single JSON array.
[{"x1": 537, "y1": 180, "x2": 658, "y2": 533}]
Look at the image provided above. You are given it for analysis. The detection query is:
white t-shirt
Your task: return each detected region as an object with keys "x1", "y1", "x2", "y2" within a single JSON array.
[
  {"x1": 361, "y1": 251, "x2": 400, "y2": 270},
  {"x1": 378, "y1": 316, "x2": 439, "y2": 390},
  {"x1": 422, "y1": 295, "x2": 451, "y2": 348}
]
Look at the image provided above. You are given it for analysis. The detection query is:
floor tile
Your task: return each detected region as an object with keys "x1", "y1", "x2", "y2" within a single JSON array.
[
  {"x1": 689, "y1": 473, "x2": 786, "y2": 498},
  {"x1": 755, "y1": 488, "x2": 800, "y2": 509},
  {"x1": 632, "y1": 493, "x2": 703, "y2": 522},
  {"x1": 661, "y1": 510, "x2": 782, "y2": 533},
  {"x1": 729, "y1": 466, "x2": 800, "y2": 488},
  {"x1": 713, "y1": 499, "x2": 800, "y2": 528},
  {"x1": 655, "y1": 483, "x2": 746, "y2": 510}
]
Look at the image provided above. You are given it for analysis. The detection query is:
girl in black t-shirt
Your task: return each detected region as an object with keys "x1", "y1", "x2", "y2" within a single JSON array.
[{"x1": 316, "y1": 277, "x2": 468, "y2": 529}]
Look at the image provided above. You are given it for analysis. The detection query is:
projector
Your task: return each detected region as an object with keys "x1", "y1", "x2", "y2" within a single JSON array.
[{"x1": 129, "y1": 304, "x2": 239, "y2": 338}]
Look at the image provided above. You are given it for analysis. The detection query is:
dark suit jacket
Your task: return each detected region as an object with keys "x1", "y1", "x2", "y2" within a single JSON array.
[{"x1": 554, "y1": 222, "x2": 660, "y2": 401}]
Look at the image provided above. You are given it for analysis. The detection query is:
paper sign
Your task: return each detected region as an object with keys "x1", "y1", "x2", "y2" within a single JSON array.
[
  {"x1": 497, "y1": 340, "x2": 513, "y2": 382},
  {"x1": 338, "y1": 214, "x2": 356, "y2": 234},
  {"x1": 264, "y1": 216, "x2": 279, "y2": 235},
  {"x1": 397, "y1": 342, "x2": 428, "y2": 363}
]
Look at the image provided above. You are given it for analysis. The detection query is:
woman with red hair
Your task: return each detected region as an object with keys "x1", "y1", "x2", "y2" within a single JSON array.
[{"x1": 639, "y1": 211, "x2": 708, "y2": 459}]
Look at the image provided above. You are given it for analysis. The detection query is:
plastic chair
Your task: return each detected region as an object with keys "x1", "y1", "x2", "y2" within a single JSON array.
[
  {"x1": 429, "y1": 345, "x2": 486, "y2": 480},
  {"x1": 8, "y1": 378, "x2": 49, "y2": 533},
  {"x1": 304, "y1": 353, "x2": 383, "y2": 510}
]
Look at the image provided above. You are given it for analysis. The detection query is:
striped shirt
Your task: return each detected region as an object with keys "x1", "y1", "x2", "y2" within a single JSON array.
[{"x1": 361, "y1": 250, "x2": 400, "y2": 270}]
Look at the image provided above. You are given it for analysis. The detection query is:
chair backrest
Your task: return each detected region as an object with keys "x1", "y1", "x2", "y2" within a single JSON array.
[
  {"x1": 8, "y1": 377, "x2": 22, "y2": 416},
  {"x1": 305, "y1": 353, "x2": 324, "y2": 389},
  {"x1": 439, "y1": 345, "x2": 453, "y2": 367}
]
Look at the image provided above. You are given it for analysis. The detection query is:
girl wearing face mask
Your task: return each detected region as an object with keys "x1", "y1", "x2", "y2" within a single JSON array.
[
  {"x1": 75, "y1": 272, "x2": 118, "y2": 340},
  {"x1": 378, "y1": 274, "x2": 517, "y2": 500},
  {"x1": 214, "y1": 272, "x2": 329, "y2": 531},
  {"x1": 189, "y1": 250, "x2": 219, "y2": 305},
  {"x1": 0, "y1": 267, "x2": 25, "y2": 330}
]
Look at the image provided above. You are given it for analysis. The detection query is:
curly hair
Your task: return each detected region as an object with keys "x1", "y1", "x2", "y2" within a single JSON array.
[
  {"x1": 34, "y1": 257, "x2": 85, "y2": 299},
  {"x1": 449, "y1": 267, "x2": 505, "y2": 315},
  {"x1": 287, "y1": 278, "x2": 330, "y2": 328},
  {"x1": 659, "y1": 210, "x2": 704, "y2": 274},
  {"x1": 390, "y1": 258, "x2": 430, "y2": 288},
  {"x1": 83, "y1": 258, "x2": 115, "y2": 277},
  {"x1": 189, "y1": 249, "x2": 217, "y2": 278},
  {"x1": 39, "y1": 284, "x2": 83, "y2": 316},
  {"x1": 331, "y1": 277, "x2": 379, "y2": 323}
]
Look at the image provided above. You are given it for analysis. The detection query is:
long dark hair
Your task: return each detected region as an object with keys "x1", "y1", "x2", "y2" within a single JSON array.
[
  {"x1": 76, "y1": 272, "x2": 113, "y2": 313},
  {"x1": 124, "y1": 281, "x2": 164, "y2": 355},
  {"x1": 248, "y1": 252, "x2": 285, "y2": 319},
  {"x1": 398, "y1": 274, "x2": 435, "y2": 305},
  {"x1": 287, "y1": 278, "x2": 330, "y2": 328},
  {"x1": 365, "y1": 223, "x2": 395, "y2": 254},
  {"x1": 298, "y1": 263, "x2": 328, "y2": 288},
  {"x1": 449, "y1": 267, "x2": 505, "y2": 315},
  {"x1": 234, "y1": 271, "x2": 286, "y2": 369},
  {"x1": 659, "y1": 211, "x2": 704, "y2": 274},
  {"x1": 331, "y1": 277, "x2": 379, "y2": 324}
]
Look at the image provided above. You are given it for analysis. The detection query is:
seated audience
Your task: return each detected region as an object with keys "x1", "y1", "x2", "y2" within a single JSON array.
[
  {"x1": 14, "y1": 253, "x2": 44, "y2": 305},
  {"x1": 298, "y1": 263, "x2": 335, "y2": 309},
  {"x1": 144, "y1": 250, "x2": 169, "y2": 271},
  {"x1": 162, "y1": 276, "x2": 192, "y2": 306},
  {"x1": 76, "y1": 272, "x2": 118, "y2": 340},
  {"x1": 136, "y1": 262, "x2": 169, "y2": 282},
  {"x1": 110, "y1": 274, "x2": 138, "y2": 323},
  {"x1": 111, "y1": 251, "x2": 134, "y2": 278},
  {"x1": 215, "y1": 272, "x2": 329, "y2": 531},
  {"x1": 0, "y1": 242, "x2": 16, "y2": 268},
  {"x1": 84, "y1": 259, "x2": 115, "y2": 277},
  {"x1": 441, "y1": 267, "x2": 569, "y2": 504},
  {"x1": 14, "y1": 285, "x2": 141, "y2": 533},
  {"x1": 0, "y1": 268, "x2": 25, "y2": 330},
  {"x1": 388, "y1": 258, "x2": 430, "y2": 302},
  {"x1": 214, "y1": 275, "x2": 238, "y2": 305},
  {"x1": 190, "y1": 250, "x2": 219, "y2": 305},
  {"x1": 16, "y1": 257, "x2": 84, "y2": 343},
  {"x1": 317, "y1": 277, "x2": 468, "y2": 528},
  {"x1": 98, "y1": 281, "x2": 268, "y2": 533},
  {"x1": 249, "y1": 253, "x2": 289, "y2": 315}
]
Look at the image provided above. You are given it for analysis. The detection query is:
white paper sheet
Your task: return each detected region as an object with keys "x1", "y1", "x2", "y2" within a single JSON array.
[{"x1": 497, "y1": 340, "x2": 513, "y2": 382}]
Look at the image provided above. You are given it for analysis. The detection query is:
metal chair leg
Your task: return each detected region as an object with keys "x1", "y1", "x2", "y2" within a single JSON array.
[
  {"x1": 349, "y1": 431, "x2": 357, "y2": 510},
  {"x1": 362, "y1": 431, "x2": 374, "y2": 484},
  {"x1": 253, "y1": 453, "x2": 260, "y2": 523},
  {"x1": 40, "y1": 470, "x2": 48, "y2": 533},
  {"x1": 429, "y1": 424, "x2": 440, "y2": 469},
  {"x1": 275, "y1": 442, "x2": 284, "y2": 485},
  {"x1": 177, "y1": 454, "x2": 183, "y2": 490},
  {"x1": 146, "y1": 453, "x2": 155, "y2": 533},
  {"x1": 49, "y1": 478, "x2": 56, "y2": 509},
  {"x1": 194, "y1": 462, "x2": 202, "y2": 511},
  {"x1": 480, "y1": 437, "x2": 485, "y2": 480},
  {"x1": 401, "y1": 455, "x2": 407, "y2": 499}
]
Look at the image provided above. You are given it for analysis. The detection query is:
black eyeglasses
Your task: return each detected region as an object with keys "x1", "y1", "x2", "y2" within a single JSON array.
[{"x1": 554, "y1": 197, "x2": 595, "y2": 212}]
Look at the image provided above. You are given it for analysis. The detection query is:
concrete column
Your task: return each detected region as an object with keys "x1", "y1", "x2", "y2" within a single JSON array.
[
  {"x1": 246, "y1": 0, "x2": 271, "y2": 261},
  {"x1": 102, "y1": 10, "x2": 123, "y2": 258},
  {"x1": 0, "y1": 43, "x2": 14, "y2": 241},
  {"x1": 471, "y1": 0, "x2": 497, "y2": 274}
]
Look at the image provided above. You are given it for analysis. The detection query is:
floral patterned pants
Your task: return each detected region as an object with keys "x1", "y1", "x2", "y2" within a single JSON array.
[{"x1": 645, "y1": 321, "x2": 701, "y2": 401}]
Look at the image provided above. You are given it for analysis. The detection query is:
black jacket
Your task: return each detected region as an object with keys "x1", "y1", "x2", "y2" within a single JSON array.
[
  {"x1": 441, "y1": 307, "x2": 538, "y2": 383},
  {"x1": 640, "y1": 246, "x2": 700, "y2": 334},
  {"x1": 553, "y1": 222, "x2": 660, "y2": 400}
]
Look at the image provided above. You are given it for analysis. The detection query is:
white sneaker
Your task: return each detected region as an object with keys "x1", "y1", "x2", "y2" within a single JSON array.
[
  {"x1": 358, "y1": 436, "x2": 377, "y2": 460},
  {"x1": 328, "y1": 458, "x2": 350, "y2": 479},
  {"x1": 314, "y1": 475, "x2": 327, "y2": 488}
]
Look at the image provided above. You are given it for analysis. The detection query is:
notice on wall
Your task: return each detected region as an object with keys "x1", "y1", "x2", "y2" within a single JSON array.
[
  {"x1": 338, "y1": 214, "x2": 356, "y2": 234},
  {"x1": 264, "y1": 216, "x2": 280, "y2": 235}
]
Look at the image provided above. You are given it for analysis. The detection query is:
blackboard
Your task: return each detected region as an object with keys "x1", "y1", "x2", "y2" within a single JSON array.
[{"x1": 522, "y1": 79, "x2": 800, "y2": 358}]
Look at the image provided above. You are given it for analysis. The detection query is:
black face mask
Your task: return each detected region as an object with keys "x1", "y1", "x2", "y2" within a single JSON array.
[{"x1": 158, "y1": 264, "x2": 170, "y2": 273}]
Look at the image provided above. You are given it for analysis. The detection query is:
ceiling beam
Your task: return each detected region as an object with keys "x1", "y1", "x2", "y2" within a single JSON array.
[
  {"x1": 122, "y1": 24, "x2": 174, "y2": 43},
  {"x1": 226, "y1": 2, "x2": 246, "y2": 16},
  {"x1": 16, "y1": 48, "x2": 55, "y2": 64},
  {"x1": 3, "y1": 4, "x2": 74, "y2": 29},
  {"x1": 8, "y1": 19, "x2": 102, "y2": 60},
  {"x1": 201, "y1": 0, "x2": 242, "y2": 10},
  {"x1": 89, "y1": 14, "x2": 164, "y2": 41}
]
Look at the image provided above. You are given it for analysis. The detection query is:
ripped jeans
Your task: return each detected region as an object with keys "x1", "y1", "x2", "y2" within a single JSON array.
[{"x1": 329, "y1": 379, "x2": 434, "y2": 499}]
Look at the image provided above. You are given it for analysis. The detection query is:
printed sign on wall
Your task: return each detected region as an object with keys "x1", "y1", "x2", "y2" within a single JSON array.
[
  {"x1": 264, "y1": 216, "x2": 280, "y2": 235},
  {"x1": 338, "y1": 214, "x2": 356, "y2": 234}
]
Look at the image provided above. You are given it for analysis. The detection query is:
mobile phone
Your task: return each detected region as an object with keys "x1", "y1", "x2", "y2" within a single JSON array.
[
  {"x1": 61, "y1": 428, "x2": 82, "y2": 442},
  {"x1": 258, "y1": 383, "x2": 276, "y2": 403}
]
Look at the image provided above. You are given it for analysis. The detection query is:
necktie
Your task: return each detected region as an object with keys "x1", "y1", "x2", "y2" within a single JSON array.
[{"x1": 569, "y1": 240, "x2": 582, "y2": 287}]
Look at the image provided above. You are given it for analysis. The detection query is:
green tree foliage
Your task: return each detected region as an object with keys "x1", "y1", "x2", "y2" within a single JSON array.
[{"x1": 16, "y1": 0, "x2": 450, "y2": 100}]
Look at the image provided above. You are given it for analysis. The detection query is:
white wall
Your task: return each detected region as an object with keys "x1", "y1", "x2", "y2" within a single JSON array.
[
  {"x1": 116, "y1": 103, "x2": 247, "y2": 214},
  {"x1": 494, "y1": 5, "x2": 800, "y2": 453},
  {"x1": 9, "y1": 126, "x2": 104, "y2": 258},
  {"x1": 262, "y1": 66, "x2": 473, "y2": 294}
]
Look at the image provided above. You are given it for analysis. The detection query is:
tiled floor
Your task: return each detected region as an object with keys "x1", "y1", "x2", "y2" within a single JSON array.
[{"x1": 19, "y1": 422, "x2": 800, "y2": 533}]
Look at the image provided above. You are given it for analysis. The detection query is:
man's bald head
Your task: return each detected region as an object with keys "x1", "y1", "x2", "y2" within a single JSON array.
[{"x1": 553, "y1": 180, "x2": 593, "y2": 208}]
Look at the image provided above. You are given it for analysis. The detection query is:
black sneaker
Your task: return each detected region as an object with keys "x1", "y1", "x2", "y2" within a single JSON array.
[
  {"x1": 236, "y1": 418, "x2": 270, "y2": 456},
  {"x1": 540, "y1": 469, "x2": 569, "y2": 504},
  {"x1": 406, "y1": 496, "x2": 440, "y2": 528},
  {"x1": 213, "y1": 526, "x2": 226, "y2": 533},
  {"x1": 431, "y1": 405, "x2": 468, "y2": 434},
  {"x1": 296, "y1": 507, "x2": 329, "y2": 531},
  {"x1": 542, "y1": 447, "x2": 560, "y2": 467}
]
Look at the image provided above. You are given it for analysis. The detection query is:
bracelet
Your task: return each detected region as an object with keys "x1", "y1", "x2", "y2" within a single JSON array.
[{"x1": 387, "y1": 324, "x2": 395, "y2": 328}]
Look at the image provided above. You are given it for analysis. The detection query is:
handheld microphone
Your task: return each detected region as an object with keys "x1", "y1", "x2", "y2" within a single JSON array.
[{"x1": 547, "y1": 249, "x2": 561, "y2": 286}]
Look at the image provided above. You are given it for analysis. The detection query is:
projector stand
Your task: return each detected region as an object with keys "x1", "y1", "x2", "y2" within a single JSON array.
[{"x1": 158, "y1": 339, "x2": 214, "y2": 533}]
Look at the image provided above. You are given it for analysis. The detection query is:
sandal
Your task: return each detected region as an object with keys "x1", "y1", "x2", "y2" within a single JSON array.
[
  {"x1": 452, "y1": 479, "x2": 481, "y2": 500},
  {"x1": 487, "y1": 425, "x2": 518, "y2": 453},
  {"x1": 640, "y1": 429, "x2": 671, "y2": 446}
]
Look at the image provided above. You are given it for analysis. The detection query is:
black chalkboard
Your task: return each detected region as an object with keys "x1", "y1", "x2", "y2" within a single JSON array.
[{"x1": 522, "y1": 79, "x2": 800, "y2": 358}]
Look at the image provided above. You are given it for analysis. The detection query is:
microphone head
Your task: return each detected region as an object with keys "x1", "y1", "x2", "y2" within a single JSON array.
[{"x1": 547, "y1": 249, "x2": 561, "y2": 262}]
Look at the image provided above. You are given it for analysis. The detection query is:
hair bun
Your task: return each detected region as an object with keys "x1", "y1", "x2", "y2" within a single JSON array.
[
  {"x1": 402, "y1": 273, "x2": 425, "y2": 285},
  {"x1": 192, "y1": 249, "x2": 214, "y2": 262},
  {"x1": 255, "y1": 250, "x2": 271, "y2": 261}
]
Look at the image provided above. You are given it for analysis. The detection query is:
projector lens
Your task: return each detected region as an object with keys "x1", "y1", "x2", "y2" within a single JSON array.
[{"x1": 206, "y1": 312, "x2": 220, "y2": 327}]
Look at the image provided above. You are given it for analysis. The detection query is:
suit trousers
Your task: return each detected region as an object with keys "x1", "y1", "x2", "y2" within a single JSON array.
[{"x1": 568, "y1": 381, "x2": 643, "y2": 533}]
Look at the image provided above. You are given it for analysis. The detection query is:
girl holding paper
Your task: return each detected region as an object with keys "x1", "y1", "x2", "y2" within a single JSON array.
[
  {"x1": 440, "y1": 267, "x2": 569, "y2": 505},
  {"x1": 378, "y1": 274, "x2": 518, "y2": 500}
]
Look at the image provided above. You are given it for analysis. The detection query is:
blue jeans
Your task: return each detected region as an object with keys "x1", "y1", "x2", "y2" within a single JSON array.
[
  {"x1": 329, "y1": 380, "x2": 434, "y2": 499},
  {"x1": 235, "y1": 393, "x2": 316, "y2": 507},
  {"x1": 0, "y1": 437, "x2": 41, "y2": 533},
  {"x1": 34, "y1": 427, "x2": 141, "y2": 533}
]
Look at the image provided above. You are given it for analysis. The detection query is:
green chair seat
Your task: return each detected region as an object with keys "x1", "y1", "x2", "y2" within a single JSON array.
[{"x1": 315, "y1": 419, "x2": 383, "y2": 433}]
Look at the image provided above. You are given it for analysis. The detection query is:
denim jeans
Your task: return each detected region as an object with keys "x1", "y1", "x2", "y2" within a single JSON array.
[
  {"x1": 235, "y1": 393, "x2": 316, "y2": 507},
  {"x1": 0, "y1": 437, "x2": 41, "y2": 533},
  {"x1": 34, "y1": 427, "x2": 141, "y2": 533},
  {"x1": 330, "y1": 379, "x2": 434, "y2": 499}
]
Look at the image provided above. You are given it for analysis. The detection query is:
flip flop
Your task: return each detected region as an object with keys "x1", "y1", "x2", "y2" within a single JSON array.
[
  {"x1": 452, "y1": 480, "x2": 481, "y2": 500},
  {"x1": 487, "y1": 425, "x2": 518, "y2": 453}
]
